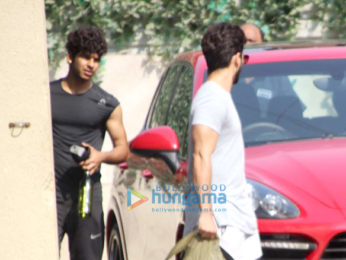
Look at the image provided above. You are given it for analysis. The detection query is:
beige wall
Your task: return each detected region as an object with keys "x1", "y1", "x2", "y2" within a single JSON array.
[{"x1": 0, "y1": 0, "x2": 58, "y2": 259}]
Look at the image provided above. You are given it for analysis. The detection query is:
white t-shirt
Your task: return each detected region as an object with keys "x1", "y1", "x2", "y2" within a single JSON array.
[{"x1": 184, "y1": 80, "x2": 259, "y2": 236}]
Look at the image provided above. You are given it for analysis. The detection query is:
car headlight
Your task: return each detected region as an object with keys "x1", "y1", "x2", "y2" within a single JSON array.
[{"x1": 246, "y1": 179, "x2": 300, "y2": 219}]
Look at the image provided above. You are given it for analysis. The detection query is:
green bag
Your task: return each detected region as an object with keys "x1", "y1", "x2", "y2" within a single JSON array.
[{"x1": 165, "y1": 230, "x2": 226, "y2": 260}]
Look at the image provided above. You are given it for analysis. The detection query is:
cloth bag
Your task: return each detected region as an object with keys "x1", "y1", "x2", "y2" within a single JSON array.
[{"x1": 166, "y1": 230, "x2": 226, "y2": 260}]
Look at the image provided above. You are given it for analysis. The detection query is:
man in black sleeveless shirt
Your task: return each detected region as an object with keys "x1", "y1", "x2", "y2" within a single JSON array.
[{"x1": 50, "y1": 27, "x2": 129, "y2": 260}]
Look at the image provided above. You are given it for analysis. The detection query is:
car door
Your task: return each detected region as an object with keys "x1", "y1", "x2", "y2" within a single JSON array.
[
  {"x1": 140, "y1": 62, "x2": 194, "y2": 259},
  {"x1": 115, "y1": 64, "x2": 187, "y2": 260}
]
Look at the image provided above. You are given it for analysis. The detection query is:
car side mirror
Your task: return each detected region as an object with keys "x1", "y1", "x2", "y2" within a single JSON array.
[{"x1": 129, "y1": 126, "x2": 180, "y2": 173}]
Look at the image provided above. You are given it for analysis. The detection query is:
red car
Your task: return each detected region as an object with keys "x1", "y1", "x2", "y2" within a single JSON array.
[{"x1": 107, "y1": 43, "x2": 346, "y2": 260}]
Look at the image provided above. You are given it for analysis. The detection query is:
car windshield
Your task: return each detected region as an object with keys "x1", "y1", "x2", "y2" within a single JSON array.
[{"x1": 204, "y1": 59, "x2": 346, "y2": 146}]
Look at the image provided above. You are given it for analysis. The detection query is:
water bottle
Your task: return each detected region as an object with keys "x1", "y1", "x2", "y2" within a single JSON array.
[
  {"x1": 78, "y1": 170, "x2": 93, "y2": 218},
  {"x1": 70, "y1": 144, "x2": 93, "y2": 218}
]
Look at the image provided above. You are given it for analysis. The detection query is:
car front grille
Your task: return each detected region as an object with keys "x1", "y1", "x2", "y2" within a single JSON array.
[
  {"x1": 261, "y1": 234, "x2": 316, "y2": 260},
  {"x1": 321, "y1": 233, "x2": 346, "y2": 259}
]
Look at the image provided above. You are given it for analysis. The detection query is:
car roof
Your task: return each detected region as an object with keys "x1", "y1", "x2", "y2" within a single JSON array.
[
  {"x1": 174, "y1": 41, "x2": 346, "y2": 68},
  {"x1": 173, "y1": 50, "x2": 202, "y2": 69},
  {"x1": 244, "y1": 40, "x2": 346, "y2": 51},
  {"x1": 245, "y1": 46, "x2": 346, "y2": 64}
]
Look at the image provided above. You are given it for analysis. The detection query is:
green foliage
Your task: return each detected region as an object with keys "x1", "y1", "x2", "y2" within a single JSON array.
[
  {"x1": 310, "y1": 0, "x2": 346, "y2": 39},
  {"x1": 46, "y1": 0, "x2": 236, "y2": 67},
  {"x1": 46, "y1": 0, "x2": 346, "y2": 68},
  {"x1": 235, "y1": 0, "x2": 305, "y2": 41}
]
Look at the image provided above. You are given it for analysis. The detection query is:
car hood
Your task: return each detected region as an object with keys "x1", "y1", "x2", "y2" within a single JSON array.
[{"x1": 245, "y1": 138, "x2": 346, "y2": 210}]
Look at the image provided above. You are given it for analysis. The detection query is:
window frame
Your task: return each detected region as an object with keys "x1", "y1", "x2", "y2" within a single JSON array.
[
  {"x1": 164, "y1": 61, "x2": 194, "y2": 160},
  {"x1": 145, "y1": 64, "x2": 183, "y2": 129}
]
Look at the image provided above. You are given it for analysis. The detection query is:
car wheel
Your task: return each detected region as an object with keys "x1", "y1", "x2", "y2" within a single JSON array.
[{"x1": 108, "y1": 224, "x2": 124, "y2": 260}]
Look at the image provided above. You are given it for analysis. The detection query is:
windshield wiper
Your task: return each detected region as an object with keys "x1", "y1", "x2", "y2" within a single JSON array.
[{"x1": 245, "y1": 134, "x2": 337, "y2": 147}]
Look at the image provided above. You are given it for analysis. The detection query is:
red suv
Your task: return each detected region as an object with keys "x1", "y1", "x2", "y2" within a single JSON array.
[{"x1": 107, "y1": 43, "x2": 346, "y2": 260}]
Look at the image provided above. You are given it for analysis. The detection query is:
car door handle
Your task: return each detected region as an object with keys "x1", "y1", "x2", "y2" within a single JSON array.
[
  {"x1": 141, "y1": 169, "x2": 153, "y2": 179},
  {"x1": 118, "y1": 162, "x2": 128, "y2": 174}
]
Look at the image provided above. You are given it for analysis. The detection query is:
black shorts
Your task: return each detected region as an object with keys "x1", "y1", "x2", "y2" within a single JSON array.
[{"x1": 57, "y1": 182, "x2": 104, "y2": 260}]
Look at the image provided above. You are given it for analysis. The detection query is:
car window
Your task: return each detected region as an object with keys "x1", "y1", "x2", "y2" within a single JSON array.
[
  {"x1": 150, "y1": 66, "x2": 181, "y2": 128},
  {"x1": 166, "y1": 65, "x2": 193, "y2": 158},
  {"x1": 145, "y1": 71, "x2": 167, "y2": 128},
  {"x1": 203, "y1": 59, "x2": 346, "y2": 146}
]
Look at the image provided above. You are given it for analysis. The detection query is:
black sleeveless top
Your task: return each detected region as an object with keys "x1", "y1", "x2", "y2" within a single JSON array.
[{"x1": 50, "y1": 79, "x2": 119, "y2": 201}]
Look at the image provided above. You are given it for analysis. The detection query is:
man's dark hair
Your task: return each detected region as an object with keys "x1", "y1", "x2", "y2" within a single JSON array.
[
  {"x1": 66, "y1": 27, "x2": 107, "y2": 60},
  {"x1": 201, "y1": 23, "x2": 245, "y2": 74}
]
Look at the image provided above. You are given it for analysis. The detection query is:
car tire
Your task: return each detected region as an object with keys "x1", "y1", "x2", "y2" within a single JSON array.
[{"x1": 108, "y1": 224, "x2": 124, "y2": 260}]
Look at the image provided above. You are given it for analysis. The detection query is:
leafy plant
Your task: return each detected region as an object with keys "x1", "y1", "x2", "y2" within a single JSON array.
[
  {"x1": 309, "y1": 0, "x2": 346, "y2": 39},
  {"x1": 233, "y1": 0, "x2": 306, "y2": 41},
  {"x1": 46, "y1": 0, "x2": 330, "y2": 69}
]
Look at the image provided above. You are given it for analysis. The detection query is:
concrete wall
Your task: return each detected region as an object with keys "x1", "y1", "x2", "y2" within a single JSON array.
[{"x1": 0, "y1": 0, "x2": 58, "y2": 259}]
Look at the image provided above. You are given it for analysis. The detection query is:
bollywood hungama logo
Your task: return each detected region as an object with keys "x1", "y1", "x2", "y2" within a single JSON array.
[{"x1": 127, "y1": 188, "x2": 148, "y2": 210}]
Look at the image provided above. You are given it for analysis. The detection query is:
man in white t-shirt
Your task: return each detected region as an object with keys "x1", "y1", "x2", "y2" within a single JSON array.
[{"x1": 183, "y1": 23, "x2": 262, "y2": 260}]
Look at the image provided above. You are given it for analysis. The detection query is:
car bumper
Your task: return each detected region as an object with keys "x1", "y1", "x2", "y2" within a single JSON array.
[{"x1": 258, "y1": 208, "x2": 346, "y2": 260}]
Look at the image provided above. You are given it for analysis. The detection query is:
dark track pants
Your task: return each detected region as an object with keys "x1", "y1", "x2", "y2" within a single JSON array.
[{"x1": 57, "y1": 182, "x2": 104, "y2": 260}]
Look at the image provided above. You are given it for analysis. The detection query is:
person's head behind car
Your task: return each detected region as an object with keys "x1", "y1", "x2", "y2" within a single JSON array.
[{"x1": 241, "y1": 23, "x2": 264, "y2": 44}]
